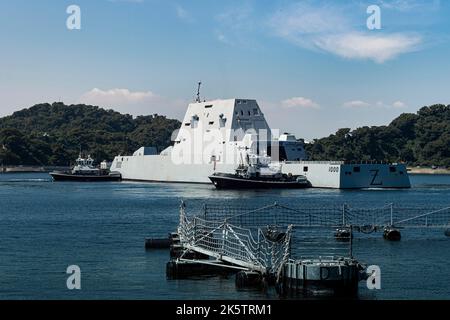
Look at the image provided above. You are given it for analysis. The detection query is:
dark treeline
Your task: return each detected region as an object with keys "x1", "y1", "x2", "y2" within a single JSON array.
[
  {"x1": 0, "y1": 102, "x2": 180, "y2": 166},
  {"x1": 306, "y1": 104, "x2": 450, "y2": 167},
  {"x1": 0, "y1": 102, "x2": 449, "y2": 167}
]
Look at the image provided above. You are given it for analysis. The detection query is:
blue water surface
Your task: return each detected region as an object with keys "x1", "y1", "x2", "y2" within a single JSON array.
[{"x1": 0, "y1": 173, "x2": 449, "y2": 299}]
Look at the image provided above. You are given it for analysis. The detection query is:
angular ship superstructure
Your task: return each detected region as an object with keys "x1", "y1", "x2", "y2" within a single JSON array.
[{"x1": 110, "y1": 98, "x2": 410, "y2": 189}]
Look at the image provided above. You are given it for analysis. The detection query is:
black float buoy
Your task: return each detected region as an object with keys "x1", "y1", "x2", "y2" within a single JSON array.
[
  {"x1": 334, "y1": 227, "x2": 352, "y2": 241},
  {"x1": 146, "y1": 232, "x2": 180, "y2": 250},
  {"x1": 145, "y1": 238, "x2": 171, "y2": 249},
  {"x1": 383, "y1": 227, "x2": 401, "y2": 241},
  {"x1": 235, "y1": 271, "x2": 263, "y2": 288},
  {"x1": 263, "y1": 226, "x2": 286, "y2": 243}
]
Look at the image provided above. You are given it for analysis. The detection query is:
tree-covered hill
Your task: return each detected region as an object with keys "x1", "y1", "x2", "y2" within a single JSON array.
[
  {"x1": 306, "y1": 104, "x2": 450, "y2": 167},
  {"x1": 0, "y1": 102, "x2": 181, "y2": 166},
  {"x1": 0, "y1": 102, "x2": 449, "y2": 167}
]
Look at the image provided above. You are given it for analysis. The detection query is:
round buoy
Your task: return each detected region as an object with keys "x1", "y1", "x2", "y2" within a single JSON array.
[
  {"x1": 334, "y1": 228, "x2": 352, "y2": 241},
  {"x1": 383, "y1": 227, "x2": 401, "y2": 241}
]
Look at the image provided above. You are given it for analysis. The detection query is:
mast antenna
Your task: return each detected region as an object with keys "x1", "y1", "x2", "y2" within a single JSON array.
[{"x1": 196, "y1": 81, "x2": 202, "y2": 103}]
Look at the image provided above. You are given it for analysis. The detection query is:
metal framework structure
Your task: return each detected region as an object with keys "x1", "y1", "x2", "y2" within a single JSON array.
[{"x1": 176, "y1": 202, "x2": 450, "y2": 274}]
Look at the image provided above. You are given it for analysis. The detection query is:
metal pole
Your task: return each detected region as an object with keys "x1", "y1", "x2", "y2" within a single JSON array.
[{"x1": 350, "y1": 225, "x2": 353, "y2": 259}]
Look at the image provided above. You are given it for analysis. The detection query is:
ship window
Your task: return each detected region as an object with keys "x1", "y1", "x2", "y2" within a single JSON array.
[
  {"x1": 235, "y1": 111, "x2": 238, "y2": 115},
  {"x1": 353, "y1": 166, "x2": 360, "y2": 173},
  {"x1": 209, "y1": 121, "x2": 214, "y2": 125},
  {"x1": 185, "y1": 123, "x2": 190, "y2": 126},
  {"x1": 303, "y1": 166, "x2": 308, "y2": 172},
  {"x1": 390, "y1": 166, "x2": 397, "y2": 173},
  {"x1": 240, "y1": 110, "x2": 244, "y2": 116},
  {"x1": 297, "y1": 148, "x2": 302, "y2": 151},
  {"x1": 247, "y1": 111, "x2": 251, "y2": 116},
  {"x1": 253, "y1": 108, "x2": 258, "y2": 115},
  {"x1": 205, "y1": 104, "x2": 213, "y2": 108}
]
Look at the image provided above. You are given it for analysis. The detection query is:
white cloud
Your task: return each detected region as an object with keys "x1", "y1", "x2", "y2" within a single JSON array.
[
  {"x1": 343, "y1": 100, "x2": 408, "y2": 109},
  {"x1": 379, "y1": 0, "x2": 440, "y2": 11},
  {"x1": 269, "y1": 2, "x2": 423, "y2": 63},
  {"x1": 175, "y1": 4, "x2": 193, "y2": 23},
  {"x1": 215, "y1": 4, "x2": 255, "y2": 46},
  {"x1": 281, "y1": 97, "x2": 320, "y2": 109},
  {"x1": 343, "y1": 100, "x2": 371, "y2": 108},
  {"x1": 214, "y1": 30, "x2": 233, "y2": 45},
  {"x1": 108, "y1": 0, "x2": 144, "y2": 3},
  {"x1": 80, "y1": 88, "x2": 156, "y2": 105},
  {"x1": 392, "y1": 101, "x2": 407, "y2": 108},
  {"x1": 314, "y1": 32, "x2": 421, "y2": 63},
  {"x1": 78, "y1": 88, "x2": 185, "y2": 118}
]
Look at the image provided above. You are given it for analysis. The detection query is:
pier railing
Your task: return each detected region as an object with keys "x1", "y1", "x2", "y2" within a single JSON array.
[
  {"x1": 177, "y1": 202, "x2": 356, "y2": 274},
  {"x1": 178, "y1": 203, "x2": 294, "y2": 273},
  {"x1": 177, "y1": 201, "x2": 449, "y2": 274}
]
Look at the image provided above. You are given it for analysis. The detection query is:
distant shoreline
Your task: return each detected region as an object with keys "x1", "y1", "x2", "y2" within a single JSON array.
[
  {"x1": 1, "y1": 166, "x2": 70, "y2": 173},
  {"x1": 408, "y1": 167, "x2": 450, "y2": 175}
]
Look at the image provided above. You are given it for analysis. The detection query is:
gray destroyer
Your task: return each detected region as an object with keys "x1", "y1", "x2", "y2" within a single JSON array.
[{"x1": 110, "y1": 98, "x2": 410, "y2": 189}]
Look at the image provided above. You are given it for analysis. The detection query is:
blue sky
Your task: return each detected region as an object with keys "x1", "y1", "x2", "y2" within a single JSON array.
[{"x1": 0, "y1": 0, "x2": 449, "y2": 139}]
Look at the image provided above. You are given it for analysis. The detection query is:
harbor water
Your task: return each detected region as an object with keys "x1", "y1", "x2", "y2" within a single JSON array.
[{"x1": 0, "y1": 173, "x2": 449, "y2": 299}]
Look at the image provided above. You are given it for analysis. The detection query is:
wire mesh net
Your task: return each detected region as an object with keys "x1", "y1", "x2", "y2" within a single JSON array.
[{"x1": 178, "y1": 201, "x2": 450, "y2": 273}]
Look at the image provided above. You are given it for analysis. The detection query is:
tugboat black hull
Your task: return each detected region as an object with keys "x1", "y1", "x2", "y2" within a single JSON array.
[
  {"x1": 50, "y1": 172, "x2": 121, "y2": 182},
  {"x1": 209, "y1": 174, "x2": 309, "y2": 189}
]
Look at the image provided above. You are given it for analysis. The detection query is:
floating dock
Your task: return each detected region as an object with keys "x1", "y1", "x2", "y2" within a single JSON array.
[{"x1": 149, "y1": 202, "x2": 450, "y2": 297}]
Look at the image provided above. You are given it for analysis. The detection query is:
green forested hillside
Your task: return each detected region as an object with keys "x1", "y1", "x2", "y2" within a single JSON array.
[
  {"x1": 0, "y1": 102, "x2": 180, "y2": 166},
  {"x1": 0, "y1": 102, "x2": 449, "y2": 167},
  {"x1": 306, "y1": 104, "x2": 450, "y2": 167}
]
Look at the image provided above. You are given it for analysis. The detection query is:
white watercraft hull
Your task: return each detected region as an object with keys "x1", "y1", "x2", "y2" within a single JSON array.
[{"x1": 110, "y1": 156, "x2": 410, "y2": 189}]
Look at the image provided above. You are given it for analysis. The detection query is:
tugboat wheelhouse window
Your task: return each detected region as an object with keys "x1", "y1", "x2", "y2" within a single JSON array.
[
  {"x1": 205, "y1": 105, "x2": 213, "y2": 108},
  {"x1": 303, "y1": 166, "x2": 308, "y2": 172},
  {"x1": 353, "y1": 166, "x2": 361, "y2": 173}
]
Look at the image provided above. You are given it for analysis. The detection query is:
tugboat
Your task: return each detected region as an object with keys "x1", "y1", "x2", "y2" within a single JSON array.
[
  {"x1": 209, "y1": 154, "x2": 309, "y2": 189},
  {"x1": 50, "y1": 154, "x2": 121, "y2": 182}
]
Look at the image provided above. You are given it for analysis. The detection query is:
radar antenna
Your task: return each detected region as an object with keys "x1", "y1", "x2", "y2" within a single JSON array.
[{"x1": 196, "y1": 81, "x2": 202, "y2": 103}]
